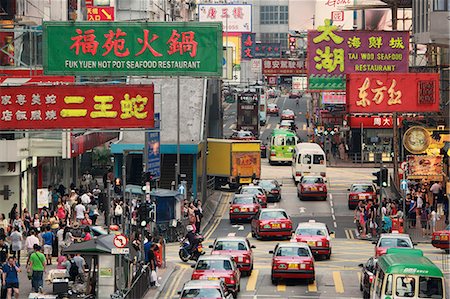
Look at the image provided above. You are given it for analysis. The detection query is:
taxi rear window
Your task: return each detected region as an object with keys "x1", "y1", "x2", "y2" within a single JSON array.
[
  {"x1": 276, "y1": 247, "x2": 310, "y2": 257},
  {"x1": 214, "y1": 241, "x2": 248, "y2": 251},
  {"x1": 260, "y1": 211, "x2": 288, "y2": 220},
  {"x1": 296, "y1": 228, "x2": 327, "y2": 236},
  {"x1": 233, "y1": 196, "x2": 254, "y2": 204},
  {"x1": 352, "y1": 185, "x2": 375, "y2": 192},
  {"x1": 196, "y1": 260, "x2": 233, "y2": 271}
]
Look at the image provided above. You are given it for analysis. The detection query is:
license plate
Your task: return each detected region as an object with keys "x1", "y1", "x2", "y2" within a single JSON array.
[
  {"x1": 272, "y1": 223, "x2": 280, "y2": 229},
  {"x1": 441, "y1": 235, "x2": 449, "y2": 240},
  {"x1": 288, "y1": 263, "x2": 298, "y2": 269},
  {"x1": 303, "y1": 172, "x2": 310, "y2": 175},
  {"x1": 307, "y1": 241, "x2": 315, "y2": 246},
  {"x1": 310, "y1": 187, "x2": 317, "y2": 191},
  {"x1": 241, "y1": 208, "x2": 248, "y2": 212},
  {"x1": 240, "y1": 178, "x2": 252, "y2": 184},
  {"x1": 208, "y1": 277, "x2": 218, "y2": 280},
  {"x1": 359, "y1": 195, "x2": 366, "y2": 199}
]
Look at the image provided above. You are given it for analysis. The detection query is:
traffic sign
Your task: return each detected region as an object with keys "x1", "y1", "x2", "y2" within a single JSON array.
[
  {"x1": 111, "y1": 248, "x2": 130, "y2": 255},
  {"x1": 400, "y1": 179, "x2": 408, "y2": 191},
  {"x1": 87, "y1": 7, "x2": 115, "y2": 21},
  {"x1": 113, "y1": 234, "x2": 128, "y2": 248}
]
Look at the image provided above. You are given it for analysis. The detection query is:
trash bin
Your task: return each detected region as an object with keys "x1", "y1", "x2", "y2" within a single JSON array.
[{"x1": 392, "y1": 219, "x2": 404, "y2": 233}]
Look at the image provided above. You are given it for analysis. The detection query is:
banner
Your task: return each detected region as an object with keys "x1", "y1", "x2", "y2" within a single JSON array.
[
  {"x1": 43, "y1": 22, "x2": 223, "y2": 76},
  {"x1": 146, "y1": 113, "x2": 160, "y2": 178},
  {"x1": 308, "y1": 19, "x2": 409, "y2": 90},
  {"x1": 241, "y1": 33, "x2": 255, "y2": 60},
  {"x1": 348, "y1": 115, "x2": 402, "y2": 129},
  {"x1": 198, "y1": 4, "x2": 252, "y2": 33},
  {"x1": 262, "y1": 58, "x2": 306, "y2": 75},
  {"x1": 346, "y1": 73, "x2": 440, "y2": 113},
  {"x1": 0, "y1": 84, "x2": 154, "y2": 129}
]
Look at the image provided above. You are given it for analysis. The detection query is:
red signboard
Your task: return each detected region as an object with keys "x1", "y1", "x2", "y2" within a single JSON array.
[
  {"x1": 348, "y1": 115, "x2": 402, "y2": 129},
  {"x1": 0, "y1": 76, "x2": 75, "y2": 86},
  {"x1": 267, "y1": 76, "x2": 277, "y2": 86},
  {"x1": 0, "y1": 84, "x2": 154, "y2": 129},
  {"x1": 262, "y1": 59, "x2": 306, "y2": 75},
  {"x1": 87, "y1": 6, "x2": 115, "y2": 21},
  {"x1": 346, "y1": 73, "x2": 440, "y2": 113}
]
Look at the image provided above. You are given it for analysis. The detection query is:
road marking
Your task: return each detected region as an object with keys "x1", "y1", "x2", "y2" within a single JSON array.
[
  {"x1": 246, "y1": 269, "x2": 259, "y2": 291},
  {"x1": 333, "y1": 271, "x2": 345, "y2": 293},
  {"x1": 330, "y1": 200, "x2": 333, "y2": 207},
  {"x1": 164, "y1": 267, "x2": 187, "y2": 299},
  {"x1": 331, "y1": 207, "x2": 335, "y2": 214},
  {"x1": 267, "y1": 124, "x2": 272, "y2": 129},
  {"x1": 345, "y1": 230, "x2": 350, "y2": 239},
  {"x1": 299, "y1": 207, "x2": 306, "y2": 213},
  {"x1": 308, "y1": 281, "x2": 318, "y2": 292},
  {"x1": 238, "y1": 225, "x2": 244, "y2": 231},
  {"x1": 334, "y1": 221, "x2": 337, "y2": 228},
  {"x1": 228, "y1": 232, "x2": 236, "y2": 237},
  {"x1": 349, "y1": 229, "x2": 354, "y2": 239},
  {"x1": 247, "y1": 232, "x2": 252, "y2": 238},
  {"x1": 302, "y1": 124, "x2": 307, "y2": 130},
  {"x1": 329, "y1": 194, "x2": 333, "y2": 200},
  {"x1": 277, "y1": 283, "x2": 286, "y2": 292},
  {"x1": 229, "y1": 124, "x2": 236, "y2": 130},
  {"x1": 332, "y1": 214, "x2": 336, "y2": 220}
]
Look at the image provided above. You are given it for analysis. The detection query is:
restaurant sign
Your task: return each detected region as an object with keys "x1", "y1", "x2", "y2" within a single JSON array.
[
  {"x1": 262, "y1": 58, "x2": 306, "y2": 75},
  {"x1": 43, "y1": 22, "x2": 222, "y2": 76},
  {"x1": 348, "y1": 115, "x2": 402, "y2": 129},
  {"x1": 346, "y1": 73, "x2": 440, "y2": 113},
  {"x1": 0, "y1": 85, "x2": 154, "y2": 129},
  {"x1": 308, "y1": 19, "x2": 409, "y2": 90}
]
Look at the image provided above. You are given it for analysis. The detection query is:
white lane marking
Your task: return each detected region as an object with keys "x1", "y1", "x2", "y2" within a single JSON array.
[
  {"x1": 331, "y1": 207, "x2": 335, "y2": 214},
  {"x1": 330, "y1": 200, "x2": 333, "y2": 207},
  {"x1": 299, "y1": 207, "x2": 306, "y2": 213},
  {"x1": 267, "y1": 124, "x2": 272, "y2": 129},
  {"x1": 332, "y1": 214, "x2": 336, "y2": 220},
  {"x1": 228, "y1": 232, "x2": 236, "y2": 237},
  {"x1": 329, "y1": 194, "x2": 333, "y2": 200},
  {"x1": 238, "y1": 225, "x2": 244, "y2": 231},
  {"x1": 334, "y1": 221, "x2": 337, "y2": 228}
]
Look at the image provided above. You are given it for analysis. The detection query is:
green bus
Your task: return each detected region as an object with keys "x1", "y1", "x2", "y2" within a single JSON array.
[
  {"x1": 268, "y1": 129, "x2": 298, "y2": 165},
  {"x1": 372, "y1": 248, "x2": 446, "y2": 299}
]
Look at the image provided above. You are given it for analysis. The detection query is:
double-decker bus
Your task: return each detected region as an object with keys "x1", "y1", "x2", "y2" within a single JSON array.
[{"x1": 237, "y1": 91, "x2": 259, "y2": 138}]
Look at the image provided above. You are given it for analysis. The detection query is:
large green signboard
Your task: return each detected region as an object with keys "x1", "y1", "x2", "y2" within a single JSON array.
[{"x1": 43, "y1": 22, "x2": 223, "y2": 76}]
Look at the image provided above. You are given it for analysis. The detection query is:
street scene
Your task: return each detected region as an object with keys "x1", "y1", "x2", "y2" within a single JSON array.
[{"x1": 0, "y1": 0, "x2": 449, "y2": 299}]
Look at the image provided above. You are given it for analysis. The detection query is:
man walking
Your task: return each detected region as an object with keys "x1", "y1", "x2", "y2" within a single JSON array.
[
  {"x1": 41, "y1": 226, "x2": 54, "y2": 265},
  {"x1": 28, "y1": 245, "x2": 46, "y2": 293},
  {"x1": 2, "y1": 257, "x2": 20, "y2": 299}
]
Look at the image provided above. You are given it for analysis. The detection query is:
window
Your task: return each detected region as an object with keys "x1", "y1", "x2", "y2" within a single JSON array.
[
  {"x1": 279, "y1": 6, "x2": 288, "y2": 24},
  {"x1": 214, "y1": 241, "x2": 248, "y2": 251},
  {"x1": 433, "y1": 0, "x2": 450, "y2": 10},
  {"x1": 260, "y1": 6, "x2": 288, "y2": 24},
  {"x1": 396, "y1": 276, "x2": 415, "y2": 297},
  {"x1": 276, "y1": 247, "x2": 310, "y2": 257},
  {"x1": 286, "y1": 136, "x2": 296, "y2": 146},
  {"x1": 302, "y1": 154, "x2": 312, "y2": 164},
  {"x1": 273, "y1": 136, "x2": 285, "y2": 146},
  {"x1": 182, "y1": 288, "x2": 222, "y2": 298},
  {"x1": 418, "y1": 276, "x2": 443, "y2": 298},
  {"x1": 385, "y1": 274, "x2": 393, "y2": 295},
  {"x1": 313, "y1": 154, "x2": 325, "y2": 165}
]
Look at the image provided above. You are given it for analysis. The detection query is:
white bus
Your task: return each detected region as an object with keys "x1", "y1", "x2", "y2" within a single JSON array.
[{"x1": 291, "y1": 143, "x2": 327, "y2": 183}]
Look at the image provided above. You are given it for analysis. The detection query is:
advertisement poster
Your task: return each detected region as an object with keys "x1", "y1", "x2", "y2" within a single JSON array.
[
  {"x1": 407, "y1": 155, "x2": 443, "y2": 176},
  {"x1": 146, "y1": 114, "x2": 160, "y2": 178},
  {"x1": 37, "y1": 189, "x2": 49, "y2": 209},
  {"x1": 232, "y1": 152, "x2": 260, "y2": 178},
  {"x1": 198, "y1": 4, "x2": 252, "y2": 33}
]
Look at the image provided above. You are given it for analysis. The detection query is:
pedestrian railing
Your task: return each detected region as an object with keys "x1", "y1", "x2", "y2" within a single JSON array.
[
  {"x1": 123, "y1": 264, "x2": 151, "y2": 299},
  {"x1": 442, "y1": 253, "x2": 449, "y2": 272}
]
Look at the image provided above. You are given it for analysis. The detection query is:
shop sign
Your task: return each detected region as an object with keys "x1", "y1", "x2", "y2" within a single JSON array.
[
  {"x1": 292, "y1": 77, "x2": 307, "y2": 92},
  {"x1": 241, "y1": 33, "x2": 255, "y2": 60},
  {"x1": 146, "y1": 113, "x2": 160, "y2": 178},
  {"x1": 267, "y1": 76, "x2": 277, "y2": 86},
  {"x1": 43, "y1": 22, "x2": 223, "y2": 76},
  {"x1": 346, "y1": 73, "x2": 440, "y2": 113},
  {"x1": 0, "y1": 84, "x2": 154, "y2": 129},
  {"x1": 87, "y1": 6, "x2": 115, "y2": 21},
  {"x1": 348, "y1": 115, "x2": 402, "y2": 129},
  {"x1": 255, "y1": 43, "x2": 281, "y2": 58},
  {"x1": 262, "y1": 58, "x2": 306, "y2": 75},
  {"x1": 322, "y1": 92, "x2": 345, "y2": 104},
  {"x1": 198, "y1": 4, "x2": 251, "y2": 33},
  {"x1": 250, "y1": 59, "x2": 262, "y2": 73},
  {"x1": 307, "y1": 19, "x2": 409, "y2": 90},
  {"x1": 407, "y1": 155, "x2": 443, "y2": 176},
  {"x1": 403, "y1": 126, "x2": 431, "y2": 154},
  {"x1": 0, "y1": 76, "x2": 75, "y2": 86}
]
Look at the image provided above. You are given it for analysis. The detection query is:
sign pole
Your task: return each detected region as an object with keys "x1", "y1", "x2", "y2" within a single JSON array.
[
  {"x1": 393, "y1": 112, "x2": 400, "y2": 189},
  {"x1": 176, "y1": 76, "x2": 181, "y2": 189}
]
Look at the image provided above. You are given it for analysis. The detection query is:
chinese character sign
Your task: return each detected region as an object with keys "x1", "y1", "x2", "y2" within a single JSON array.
[
  {"x1": 43, "y1": 22, "x2": 222, "y2": 76},
  {"x1": 262, "y1": 59, "x2": 306, "y2": 75},
  {"x1": 0, "y1": 84, "x2": 154, "y2": 129},
  {"x1": 198, "y1": 4, "x2": 251, "y2": 33},
  {"x1": 254, "y1": 43, "x2": 281, "y2": 58},
  {"x1": 348, "y1": 116, "x2": 402, "y2": 129},
  {"x1": 346, "y1": 73, "x2": 440, "y2": 113},
  {"x1": 241, "y1": 33, "x2": 255, "y2": 60},
  {"x1": 87, "y1": 6, "x2": 115, "y2": 21}
]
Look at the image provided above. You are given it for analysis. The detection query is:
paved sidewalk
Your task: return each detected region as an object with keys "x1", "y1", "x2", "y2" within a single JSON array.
[
  {"x1": 18, "y1": 257, "x2": 56, "y2": 297},
  {"x1": 143, "y1": 262, "x2": 176, "y2": 299}
]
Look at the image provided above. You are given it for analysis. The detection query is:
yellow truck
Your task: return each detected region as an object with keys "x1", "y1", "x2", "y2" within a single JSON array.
[{"x1": 207, "y1": 138, "x2": 261, "y2": 189}]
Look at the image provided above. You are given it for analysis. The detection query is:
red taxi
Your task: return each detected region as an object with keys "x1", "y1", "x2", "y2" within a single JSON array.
[
  {"x1": 191, "y1": 255, "x2": 241, "y2": 297},
  {"x1": 297, "y1": 176, "x2": 327, "y2": 201},
  {"x1": 292, "y1": 220, "x2": 333, "y2": 259},
  {"x1": 251, "y1": 208, "x2": 293, "y2": 240},
  {"x1": 270, "y1": 242, "x2": 315, "y2": 285},
  {"x1": 373, "y1": 232, "x2": 414, "y2": 257},
  {"x1": 431, "y1": 224, "x2": 450, "y2": 252},
  {"x1": 210, "y1": 237, "x2": 255, "y2": 276},
  {"x1": 238, "y1": 185, "x2": 267, "y2": 208},
  {"x1": 280, "y1": 109, "x2": 295, "y2": 120},
  {"x1": 229, "y1": 194, "x2": 260, "y2": 224},
  {"x1": 348, "y1": 183, "x2": 377, "y2": 209},
  {"x1": 267, "y1": 103, "x2": 279, "y2": 115}
]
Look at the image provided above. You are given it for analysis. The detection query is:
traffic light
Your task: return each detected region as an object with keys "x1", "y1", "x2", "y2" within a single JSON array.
[
  {"x1": 114, "y1": 178, "x2": 122, "y2": 194},
  {"x1": 373, "y1": 168, "x2": 388, "y2": 187},
  {"x1": 138, "y1": 202, "x2": 156, "y2": 227}
]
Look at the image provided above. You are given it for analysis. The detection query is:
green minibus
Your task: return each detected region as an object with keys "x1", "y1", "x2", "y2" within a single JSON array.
[{"x1": 268, "y1": 129, "x2": 298, "y2": 165}]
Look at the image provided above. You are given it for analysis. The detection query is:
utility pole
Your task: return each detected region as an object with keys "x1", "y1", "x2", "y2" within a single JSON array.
[{"x1": 391, "y1": 5, "x2": 400, "y2": 190}]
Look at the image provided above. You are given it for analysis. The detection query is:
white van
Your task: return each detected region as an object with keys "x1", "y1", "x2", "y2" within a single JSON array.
[{"x1": 291, "y1": 143, "x2": 327, "y2": 183}]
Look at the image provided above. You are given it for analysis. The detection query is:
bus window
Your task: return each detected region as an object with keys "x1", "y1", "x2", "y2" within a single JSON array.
[
  {"x1": 396, "y1": 276, "x2": 415, "y2": 297},
  {"x1": 313, "y1": 154, "x2": 325, "y2": 165},
  {"x1": 385, "y1": 274, "x2": 393, "y2": 296},
  {"x1": 302, "y1": 154, "x2": 311, "y2": 164},
  {"x1": 419, "y1": 276, "x2": 443, "y2": 298},
  {"x1": 286, "y1": 136, "x2": 296, "y2": 146},
  {"x1": 273, "y1": 136, "x2": 285, "y2": 146}
]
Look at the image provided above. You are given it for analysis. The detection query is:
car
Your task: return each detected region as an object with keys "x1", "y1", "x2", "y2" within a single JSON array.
[
  {"x1": 191, "y1": 255, "x2": 241, "y2": 298},
  {"x1": 280, "y1": 109, "x2": 295, "y2": 120},
  {"x1": 258, "y1": 179, "x2": 282, "y2": 202},
  {"x1": 210, "y1": 236, "x2": 255, "y2": 276},
  {"x1": 373, "y1": 232, "x2": 415, "y2": 257},
  {"x1": 431, "y1": 224, "x2": 450, "y2": 252},
  {"x1": 238, "y1": 185, "x2": 267, "y2": 208},
  {"x1": 278, "y1": 119, "x2": 297, "y2": 131},
  {"x1": 230, "y1": 130, "x2": 256, "y2": 140},
  {"x1": 348, "y1": 183, "x2": 377, "y2": 209},
  {"x1": 270, "y1": 242, "x2": 315, "y2": 285},
  {"x1": 297, "y1": 175, "x2": 327, "y2": 201},
  {"x1": 358, "y1": 257, "x2": 377, "y2": 299},
  {"x1": 178, "y1": 280, "x2": 233, "y2": 299},
  {"x1": 291, "y1": 220, "x2": 333, "y2": 259},
  {"x1": 229, "y1": 194, "x2": 261, "y2": 224},
  {"x1": 266, "y1": 103, "x2": 279, "y2": 115},
  {"x1": 251, "y1": 208, "x2": 293, "y2": 240}
]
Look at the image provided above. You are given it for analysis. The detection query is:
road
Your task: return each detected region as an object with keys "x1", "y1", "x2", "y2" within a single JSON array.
[{"x1": 157, "y1": 165, "x2": 449, "y2": 299}]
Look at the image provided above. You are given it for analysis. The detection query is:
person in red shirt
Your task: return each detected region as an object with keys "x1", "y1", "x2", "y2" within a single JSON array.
[{"x1": 83, "y1": 227, "x2": 92, "y2": 241}]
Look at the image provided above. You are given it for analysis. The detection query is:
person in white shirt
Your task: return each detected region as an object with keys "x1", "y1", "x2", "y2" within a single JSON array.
[
  {"x1": 80, "y1": 193, "x2": 91, "y2": 205},
  {"x1": 416, "y1": 193, "x2": 423, "y2": 209},
  {"x1": 430, "y1": 207, "x2": 440, "y2": 233},
  {"x1": 74, "y1": 200, "x2": 86, "y2": 222},
  {"x1": 25, "y1": 230, "x2": 40, "y2": 255}
]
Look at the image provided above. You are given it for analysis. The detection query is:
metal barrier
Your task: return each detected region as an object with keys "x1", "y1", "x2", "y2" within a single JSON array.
[
  {"x1": 123, "y1": 265, "x2": 151, "y2": 299},
  {"x1": 206, "y1": 176, "x2": 216, "y2": 198},
  {"x1": 442, "y1": 253, "x2": 449, "y2": 272}
]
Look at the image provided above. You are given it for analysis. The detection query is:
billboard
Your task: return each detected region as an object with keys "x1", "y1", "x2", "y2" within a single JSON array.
[
  {"x1": 346, "y1": 73, "x2": 440, "y2": 113},
  {"x1": 43, "y1": 22, "x2": 223, "y2": 76},
  {"x1": 308, "y1": 19, "x2": 409, "y2": 90},
  {"x1": 241, "y1": 33, "x2": 255, "y2": 60},
  {"x1": 262, "y1": 58, "x2": 306, "y2": 75},
  {"x1": 0, "y1": 84, "x2": 154, "y2": 129},
  {"x1": 241, "y1": 33, "x2": 282, "y2": 60},
  {"x1": 322, "y1": 92, "x2": 346, "y2": 104},
  {"x1": 348, "y1": 115, "x2": 402, "y2": 129},
  {"x1": 0, "y1": 76, "x2": 75, "y2": 86},
  {"x1": 198, "y1": 4, "x2": 251, "y2": 33},
  {"x1": 146, "y1": 113, "x2": 160, "y2": 178},
  {"x1": 407, "y1": 155, "x2": 443, "y2": 177}
]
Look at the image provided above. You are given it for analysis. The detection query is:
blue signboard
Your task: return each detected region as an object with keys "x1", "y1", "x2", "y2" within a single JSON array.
[
  {"x1": 147, "y1": 113, "x2": 160, "y2": 178},
  {"x1": 400, "y1": 179, "x2": 408, "y2": 191}
]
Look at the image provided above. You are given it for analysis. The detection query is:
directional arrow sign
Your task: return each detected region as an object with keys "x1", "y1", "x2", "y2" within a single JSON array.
[
  {"x1": 238, "y1": 225, "x2": 244, "y2": 231},
  {"x1": 400, "y1": 179, "x2": 408, "y2": 191},
  {"x1": 299, "y1": 207, "x2": 306, "y2": 213}
]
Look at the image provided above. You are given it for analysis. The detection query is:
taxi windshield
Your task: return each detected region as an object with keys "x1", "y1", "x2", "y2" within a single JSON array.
[
  {"x1": 302, "y1": 177, "x2": 324, "y2": 184},
  {"x1": 196, "y1": 260, "x2": 233, "y2": 271},
  {"x1": 241, "y1": 188, "x2": 262, "y2": 195},
  {"x1": 214, "y1": 241, "x2": 248, "y2": 251},
  {"x1": 352, "y1": 185, "x2": 375, "y2": 192},
  {"x1": 181, "y1": 288, "x2": 222, "y2": 298},
  {"x1": 379, "y1": 237, "x2": 412, "y2": 248},
  {"x1": 276, "y1": 247, "x2": 310, "y2": 257},
  {"x1": 260, "y1": 211, "x2": 288, "y2": 220},
  {"x1": 296, "y1": 228, "x2": 327, "y2": 236},
  {"x1": 233, "y1": 196, "x2": 254, "y2": 204}
]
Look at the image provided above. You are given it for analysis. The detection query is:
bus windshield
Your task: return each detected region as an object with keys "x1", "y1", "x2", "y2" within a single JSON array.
[{"x1": 418, "y1": 276, "x2": 444, "y2": 298}]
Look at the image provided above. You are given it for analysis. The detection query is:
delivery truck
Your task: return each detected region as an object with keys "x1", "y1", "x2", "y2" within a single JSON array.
[{"x1": 207, "y1": 138, "x2": 261, "y2": 189}]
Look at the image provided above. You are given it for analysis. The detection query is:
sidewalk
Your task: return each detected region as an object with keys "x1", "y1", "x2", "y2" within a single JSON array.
[
  {"x1": 18, "y1": 257, "x2": 57, "y2": 297},
  {"x1": 143, "y1": 262, "x2": 176, "y2": 299}
]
